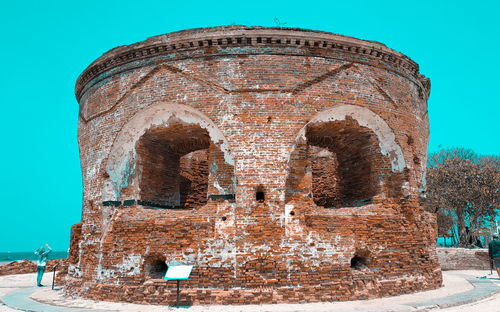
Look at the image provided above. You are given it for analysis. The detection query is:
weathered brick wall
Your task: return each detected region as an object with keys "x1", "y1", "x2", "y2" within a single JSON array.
[
  {"x1": 67, "y1": 26, "x2": 440, "y2": 304},
  {"x1": 0, "y1": 259, "x2": 66, "y2": 276},
  {"x1": 437, "y1": 247, "x2": 490, "y2": 270}
]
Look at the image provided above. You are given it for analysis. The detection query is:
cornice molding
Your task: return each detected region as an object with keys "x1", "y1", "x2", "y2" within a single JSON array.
[{"x1": 76, "y1": 26, "x2": 430, "y2": 102}]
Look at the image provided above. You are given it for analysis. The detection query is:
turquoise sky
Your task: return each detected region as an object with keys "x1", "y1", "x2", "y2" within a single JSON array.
[{"x1": 1, "y1": 1, "x2": 498, "y2": 252}]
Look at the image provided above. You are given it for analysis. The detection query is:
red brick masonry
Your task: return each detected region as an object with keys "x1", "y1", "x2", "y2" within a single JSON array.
[{"x1": 67, "y1": 26, "x2": 441, "y2": 304}]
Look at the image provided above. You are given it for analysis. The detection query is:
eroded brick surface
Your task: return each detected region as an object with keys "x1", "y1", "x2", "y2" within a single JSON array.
[
  {"x1": 67, "y1": 26, "x2": 441, "y2": 304},
  {"x1": 437, "y1": 247, "x2": 490, "y2": 270},
  {"x1": 0, "y1": 259, "x2": 66, "y2": 276}
]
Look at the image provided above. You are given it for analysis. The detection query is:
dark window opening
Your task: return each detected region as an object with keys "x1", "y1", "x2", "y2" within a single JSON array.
[
  {"x1": 256, "y1": 191, "x2": 265, "y2": 201},
  {"x1": 350, "y1": 249, "x2": 371, "y2": 270},
  {"x1": 350, "y1": 255, "x2": 368, "y2": 270},
  {"x1": 307, "y1": 117, "x2": 389, "y2": 208},
  {"x1": 285, "y1": 116, "x2": 394, "y2": 207},
  {"x1": 135, "y1": 124, "x2": 210, "y2": 209},
  {"x1": 256, "y1": 185, "x2": 265, "y2": 202},
  {"x1": 145, "y1": 256, "x2": 168, "y2": 279}
]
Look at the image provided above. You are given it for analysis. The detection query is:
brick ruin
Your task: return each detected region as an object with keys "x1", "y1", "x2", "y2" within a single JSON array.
[{"x1": 67, "y1": 26, "x2": 442, "y2": 304}]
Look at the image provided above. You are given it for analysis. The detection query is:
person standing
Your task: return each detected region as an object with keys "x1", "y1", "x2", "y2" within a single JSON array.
[
  {"x1": 488, "y1": 233, "x2": 500, "y2": 278},
  {"x1": 34, "y1": 244, "x2": 52, "y2": 286}
]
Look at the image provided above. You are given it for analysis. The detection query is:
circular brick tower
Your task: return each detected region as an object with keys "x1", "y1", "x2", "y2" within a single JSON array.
[{"x1": 67, "y1": 26, "x2": 441, "y2": 304}]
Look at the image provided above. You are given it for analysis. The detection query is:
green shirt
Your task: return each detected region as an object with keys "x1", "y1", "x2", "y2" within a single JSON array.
[
  {"x1": 34, "y1": 246, "x2": 52, "y2": 267},
  {"x1": 488, "y1": 239, "x2": 500, "y2": 259}
]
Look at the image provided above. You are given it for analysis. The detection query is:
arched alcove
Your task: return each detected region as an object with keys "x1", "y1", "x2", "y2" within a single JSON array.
[
  {"x1": 285, "y1": 105, "x2": 406, "y2": 207},
  {"x1": 306, "y1": 117, "x2": 389, "y2": 207},
  {"x1": 104, "y1": 103, "x2": 236, "y2": 206},
  {"x1": 135, "y1": 124, "x2": 211, "y2": 208}
]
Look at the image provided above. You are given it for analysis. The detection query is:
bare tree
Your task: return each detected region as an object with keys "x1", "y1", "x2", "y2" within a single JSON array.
[{"x1": 423, "y1": 148, "x2": 500, "y2": 246}]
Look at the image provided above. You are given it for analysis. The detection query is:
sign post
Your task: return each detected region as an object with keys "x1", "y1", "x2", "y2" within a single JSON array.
[
  {"x1": 51, "y1": 263, "x2": 59, "y2": 290},
  {"x1": 164, "y1": 264, "x2": 193, "y2": 308}
]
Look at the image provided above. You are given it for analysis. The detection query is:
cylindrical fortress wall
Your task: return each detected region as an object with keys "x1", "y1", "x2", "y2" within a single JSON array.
[{"x1": 68, "y1": 26, "x2": 440, "y2": 304}]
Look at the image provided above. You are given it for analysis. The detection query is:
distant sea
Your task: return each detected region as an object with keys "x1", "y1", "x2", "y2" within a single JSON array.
[{"x1": 0, "y1": 251, "x2": 68, "y2": 265}]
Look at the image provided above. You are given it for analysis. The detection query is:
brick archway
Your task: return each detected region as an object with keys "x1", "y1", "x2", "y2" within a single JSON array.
[
  {"x1": 104, "y1": 103, "x2": 235, "y2": 202},
  {"x1": 285, "y1": 104, "x2": 406, "y2": 206}
]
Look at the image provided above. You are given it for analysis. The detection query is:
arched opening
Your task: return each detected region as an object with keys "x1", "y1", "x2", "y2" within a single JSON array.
[
  {"x1": 144, "y1": 255, "x2": 168, "y2": 279},
  {"x1": 105, "y1": 103, "x2": 236, "y2": 207},
  {"x1": 285, "y1": 105, "x2": 404, "y2": 208},
  {"x1": 306, "y1": 117, "x2": 388, "y2": 207},
  {"x1": 350, "y1": 249, "x2": 371, "y2": 270},
  {"x1": 135, "y1": 123, "x2": 210, "y2": 209}
]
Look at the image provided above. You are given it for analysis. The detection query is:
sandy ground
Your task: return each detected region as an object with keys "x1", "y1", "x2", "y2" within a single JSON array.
[
  {"x1": 0, "y1": 273, "x2": 53, "y2": 312},
  {"x1": 0, "y1": 271, "x2": 499, "y2": 311}
]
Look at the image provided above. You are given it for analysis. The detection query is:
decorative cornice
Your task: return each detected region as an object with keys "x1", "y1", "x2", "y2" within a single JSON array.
[{"x1": 75, "y1": 26, "x2": 429, "y2": 102}]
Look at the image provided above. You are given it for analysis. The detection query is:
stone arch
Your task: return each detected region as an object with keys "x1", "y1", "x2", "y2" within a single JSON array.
[
  {"x1": 103, "y1": 103, "x2": 235, "y2": 204},
  {"x1": 285, "y1": 104, "x2": 406, "y2": 207}
]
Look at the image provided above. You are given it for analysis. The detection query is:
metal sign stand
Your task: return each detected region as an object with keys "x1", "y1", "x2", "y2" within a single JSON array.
[
  {"x1": 164, "y1": 264, "x2": 193, "y2": 308},
  {"x1": 176, "y1": 280, "x2": 180, "y2": 307},
  {"x1": 51, "y1": 263, "x2": 59, "y2": 290}
]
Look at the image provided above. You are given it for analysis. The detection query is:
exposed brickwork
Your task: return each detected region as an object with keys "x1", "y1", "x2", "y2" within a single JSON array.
[
  {"x1": 437, "y1": 247, "x2": 490, "y2": 270},
  {"x1": 67, "y1": 26, "x2": 441, "y2": 304},
  {"x1": 0, "y1": 259, "x2": 66, "y2": 276}
]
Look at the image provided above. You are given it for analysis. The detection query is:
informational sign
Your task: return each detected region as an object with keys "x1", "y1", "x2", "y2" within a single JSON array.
[{"x1": 164, "y1": 265, "x2": 193, "y2": 280}]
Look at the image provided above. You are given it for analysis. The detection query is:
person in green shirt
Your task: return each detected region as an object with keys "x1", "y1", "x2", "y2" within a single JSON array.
[
  {"x1": 34, "y1": 244, "x2": 51, "y2": 286},
  {"x1": 488, "y1": 233, "x2": 500, "y2": 278}
]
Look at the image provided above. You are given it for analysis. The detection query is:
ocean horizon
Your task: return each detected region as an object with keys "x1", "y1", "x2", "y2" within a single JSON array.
[{"x1": 0, "y1": 251, "x2": 68, "y2": 264}]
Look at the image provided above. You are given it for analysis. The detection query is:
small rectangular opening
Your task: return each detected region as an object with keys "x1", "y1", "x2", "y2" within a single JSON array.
[{"x1": 256, "y1": 191, "x2": 265, "y2": 201}]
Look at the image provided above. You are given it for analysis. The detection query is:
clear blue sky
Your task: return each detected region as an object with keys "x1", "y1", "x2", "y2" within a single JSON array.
[{"x1": 1, "y1": 1, "x2": 498, "y2": 252}]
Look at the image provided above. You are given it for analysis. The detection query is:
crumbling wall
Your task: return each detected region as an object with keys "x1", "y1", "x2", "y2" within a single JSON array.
[
  {"x1": 0, "y1": 259, "x2": 65, "y2": 276},
  {"x1": 437, "y1": 247, "x2": 490, "y2": 270},
  {"x1": 68, "y1": 26, "x2": 439, "y2": 304}
]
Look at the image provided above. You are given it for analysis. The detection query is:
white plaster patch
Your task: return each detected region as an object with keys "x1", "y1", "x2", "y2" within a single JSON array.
[
  {"x1": 117, "y1": 254, "x2": 142, "y2": 276},
  {"x1": 214, "y1": 201, "x2": 235, "y2": 235},
  {"x1": 284, "y1": 204, "x2": 304, "y2": 237},
  {"x1": 101, "y1": 181, "x2": 117, "y2": 201},
  {"x1": 402, "y1": 181, "x2": 411, "y2": 197}
]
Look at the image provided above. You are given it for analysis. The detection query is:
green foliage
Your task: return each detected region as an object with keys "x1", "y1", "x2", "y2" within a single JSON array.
[{"x1": 423, "y1": 148, "x2": 500, "y2": 246}]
